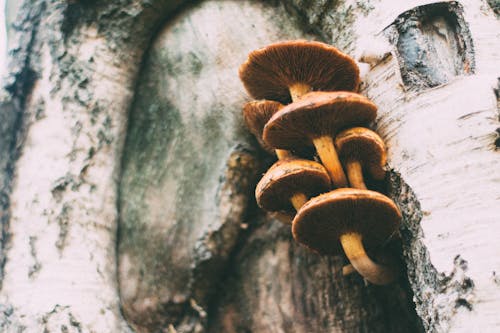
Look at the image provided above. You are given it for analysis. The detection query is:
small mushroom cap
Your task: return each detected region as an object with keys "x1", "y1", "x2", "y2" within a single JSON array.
[
  {"x1": 239, "y1": 40, "x2": 360, "y2": 103},
  {"x1": 292, "y1": 188, "x2": 401, "y2": 255},
  {"x1": 243, "y1": 100, "x2": 283, "y2": 154},
  {"x1": 335, "y1": 127, "x2": 387, "y2": 180},
  {"x1": 256, "y1": 159, "x2": 331, "y2": 212},
  {"x1": 263, "y1": 91, "x2": 377, "y2": 150}
]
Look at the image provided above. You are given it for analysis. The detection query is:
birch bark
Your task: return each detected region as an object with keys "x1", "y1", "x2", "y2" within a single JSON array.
[{"x1": 0, "y1": 0, "x2": 498, "y2": 332}]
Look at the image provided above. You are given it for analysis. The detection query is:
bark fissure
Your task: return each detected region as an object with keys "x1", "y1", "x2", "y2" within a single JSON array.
[{"x1": 28, "y1": 236, "x2": 42, "y2": 278}]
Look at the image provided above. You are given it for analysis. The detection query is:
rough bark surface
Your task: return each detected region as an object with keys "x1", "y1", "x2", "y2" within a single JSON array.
[
  {"x1": 0, "y1": 0, "x2": 187, "y2": 331},
  {"x1": 358, "y1": 1, "x2": 500, "y2": 331},
  {"x1": 118, "y1": 2, "x2": 305, "y2": 331},
  {"x1": 0, "y1": 0, "x2": 498, "y2": 332},
  {"x1": 118, "y1": 1, "x2": 421, "y2": 332}
]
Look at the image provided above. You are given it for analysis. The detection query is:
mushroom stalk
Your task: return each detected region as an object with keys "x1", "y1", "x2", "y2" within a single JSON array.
[
  {"x1": 290, "y1": 192, "x2": 308, "y2": 211},
  {"x1": 289, "y1": 83, "x2": 311, "y2": 102},
  {"x1": 342, "y1": 264, "x2": 356, "y2": 276},
  {"x1": 312, "y1": 136, "x2": 348, "y2": 188},
  {"x1": 275, "y1": 149, "x2": 292, "y2": 160},
  {"x1": 339, "y1": 232, "x2": 397, "y2": 285},
  {"x1": 346, "y1": 160, "x2": 367, "y2": 189}
]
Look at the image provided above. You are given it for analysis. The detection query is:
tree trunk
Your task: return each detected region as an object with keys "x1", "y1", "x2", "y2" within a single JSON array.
[{"x1": 0, "y1": 0, "x2": 498, "y2": 332}]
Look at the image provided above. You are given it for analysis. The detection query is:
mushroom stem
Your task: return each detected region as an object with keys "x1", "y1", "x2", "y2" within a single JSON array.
[
  {"x1": 290, "y1": 192, "x2": 308, "y2": 211},
  {"x1": 346, "y1": 160, "x2": 367, "y2": 189},
  {"x1": 342, "y1": 264, "x2": 356, "y2": 276},
  {"x1": 339, "y1": 232, "x2": 397, "y2": 285},
  {"x1": 312, "y1": 136, "x2": 348, "y2": 188},
  {"x1": 289, "y1": 83, "x2": 311, "y2": 102},
  {"x1": 275, "y1": 149, "x2": 293, "y2": 160}
]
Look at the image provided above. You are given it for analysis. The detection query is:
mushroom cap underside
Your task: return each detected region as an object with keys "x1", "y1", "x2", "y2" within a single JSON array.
[
  {"x1": 335, "y1": 127, "x2": 387, "y2": 180},
  {"x1": 239, "y1": 40, "x2": 360, "y2": 103},
  {"x1": 263, "y1": 91, "x2": 377, "y2": 150},
  {"x1": 292, "y1": 188, "x2": 401, "y2": 255},
  {"x1": 243, "y1": 100, "x2": 283, "y2": 153},
  {"x1": 256, "y1": 159, "x2": 331, "y2": 212}
]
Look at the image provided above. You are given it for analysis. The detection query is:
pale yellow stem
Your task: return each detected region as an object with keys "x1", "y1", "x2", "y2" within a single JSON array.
[
  {"x1": 342, "y1": 264, "x2": 355, "y2": 276},
  {"x1": 346, "y1": 160, "x2": 367, "y2": 189},
  {"x1": 312, "y1": 136, "x2": 348, "y2": 188},
  {"x1": 290, "y1": 192, "x2": 308, "y2": 211},
  {"x1": 340, "y1": 232, "x2": 398, "y2": 285},
  {"x1": 289, "y1": 83, "x2": 311, "y2": 102},
  {"x1": 275, "y1": 149, "x2": 292, "y2": 160}
]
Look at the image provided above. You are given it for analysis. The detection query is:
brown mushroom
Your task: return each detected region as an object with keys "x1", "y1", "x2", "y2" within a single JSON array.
[
  {"x1": 255, "y1": 159, "x2": 330, "y2": 220},
  {"x1": 335, "y1": 127, "x2": 386, "y2": 189},
  {"x1": 263, "y1": 91, "x2": 377, "y2": 188},
  {"x1": 239, "y1": 40, "x2": 360, "y2": 103},
  {"x1": 243, "y1": 100, "x2": 291, "y2": 159},
  {"x1": 292, "y1": 188, "x2": 401, "y2": 285}
]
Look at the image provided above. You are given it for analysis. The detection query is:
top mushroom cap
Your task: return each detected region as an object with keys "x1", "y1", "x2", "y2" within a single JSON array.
[
  {"x1": 243, "y1": 100, "x2": 283, "y2": 153},
  {"x1": 335, "y1": 127, "x2": 387, "y2": 180},
  {"x1": 239, "y1": 40, "x2": 360, "y2": 103},
  {"x1": 292, "y1": 188, "x2": 401, "y2": 255},
  {"x1": 256, "y1": 159, "x2": 330, "y2": 212},
  {"x1": 263, "y1": 91, "x2": 377, "y2": 150}
]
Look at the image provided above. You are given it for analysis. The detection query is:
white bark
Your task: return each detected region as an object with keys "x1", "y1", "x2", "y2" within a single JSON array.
[
  {"x1": 0, "y1": 0, "x2": 498, "y2": 332},
  {"x1": 0, "y1": 1, "x2": 184, "y2": 331},
  {"x1": 0, "y1": 24, "x2": 134, "y2": 333},
  {"x1": 357, "y1": 0, "x2": 500, "y2": 331}
]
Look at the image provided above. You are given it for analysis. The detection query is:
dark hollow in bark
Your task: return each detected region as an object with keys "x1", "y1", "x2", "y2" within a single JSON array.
[
  {"x1": 207, "y1": 212, "x2": 425, "y2": 333},
  {"x1": 385, "y1": 1, "x2": 475, "y2": 90}
]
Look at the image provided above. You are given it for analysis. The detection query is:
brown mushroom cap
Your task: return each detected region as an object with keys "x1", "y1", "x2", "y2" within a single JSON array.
[
  {"x1": 239, "y1": 40, "x2": 360, "y2": 103},
  {"x1": 243, "y1": 100, "x2": 283, "y2": 154},
  {"x1": 292, "y1": 188, "x2": 401, "y2": 255},
  {"x1": 256, "y1": 159, "x2": 330, "y2": 212},
  {"x1": 263, "y1": 91, "x2": 377, "y2": 150},
  {"x1": 335, "y1": 127, "x2": 387, "y2": 180}
]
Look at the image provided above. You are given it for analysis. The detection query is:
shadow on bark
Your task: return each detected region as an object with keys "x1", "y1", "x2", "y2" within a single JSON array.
[{"x1": 205, "y1": 167, "x2": 425, "y2": 333}]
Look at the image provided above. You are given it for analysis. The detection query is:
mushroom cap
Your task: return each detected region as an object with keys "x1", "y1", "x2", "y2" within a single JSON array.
[
  {"x1": 239, "y1": 40, "x2": 360, "y2": 103},
  {"x1": 256, "y1": 159, "x2": 331, "y2": 212},
  {"x1": 292, "y1": 188, "x2": 401, "y2": 255},
  {"x1": 335, "y1": 127, "x2": 387, "y2": 180},
  {"x1": 263, "y1": 91, "x2": 377, "y2": 150},
  {"x1": 243, "y1": 100, "x2": 283, "y2": 154}
]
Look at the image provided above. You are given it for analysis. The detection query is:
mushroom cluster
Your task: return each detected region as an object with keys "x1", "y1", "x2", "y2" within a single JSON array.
[{"x1": 239, "y1": 40, "x2": 401, "y2": 285}]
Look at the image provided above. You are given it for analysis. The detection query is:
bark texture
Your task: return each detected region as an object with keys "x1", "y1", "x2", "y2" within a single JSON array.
[
  {"x1": 0, "y1": 0, "x2": 498, "y2": 332},
  {"x1": 118, "y1": 1, "x2": 422, "y2": 332},
  {"x1": 0, "y1": 0, "x2": 188, "y2": 331},
  {"x1": 118, "y1": 2, "x2": 305, "y2": 331},
  {"x1": 360, "y1": 2, "x2": 500, "y2": 331}
]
